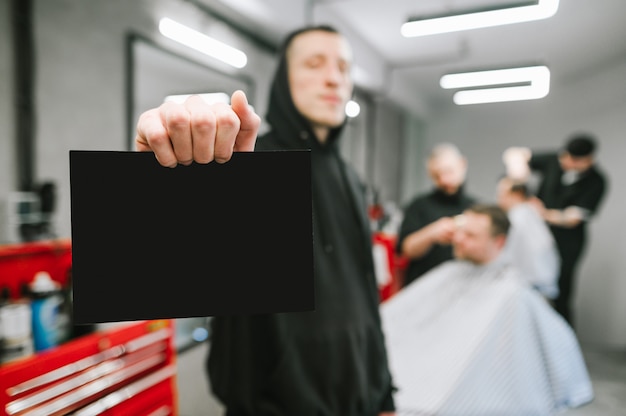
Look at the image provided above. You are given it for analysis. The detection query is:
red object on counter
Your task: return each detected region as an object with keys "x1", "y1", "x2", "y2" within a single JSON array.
[
  {"x1": 0, "y1": 239, "x2": 72, "y2": 298},
  {"x1": 373, "y1": 232, "x2": 408, "y2": 302},
  {"x1": 0, "y1": 319, "x2": 178, "y2": 415}
]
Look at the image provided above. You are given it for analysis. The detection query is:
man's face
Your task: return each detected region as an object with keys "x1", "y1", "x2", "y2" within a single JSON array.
[
  {"x1": 427, "y1": 152, "x2": 467, "y2": 195},
  {"x1": 287, "y1": 30, "x2": 354, "y2": 129},
  {"x1": 559, "y1": 152, "x2": 594, "y2": 173},
  {"x1": 452, "y1": 211, "x2": 505, "y2": 265}
]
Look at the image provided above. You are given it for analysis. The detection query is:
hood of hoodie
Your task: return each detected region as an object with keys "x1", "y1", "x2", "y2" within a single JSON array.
[{"x1": 258, "y1": 46, "x2": 347, "y2": 152}]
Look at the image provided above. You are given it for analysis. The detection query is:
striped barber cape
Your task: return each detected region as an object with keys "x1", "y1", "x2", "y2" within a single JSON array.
[{"x1": 380, "y1": 259, "x2": 594, "y2": 416}]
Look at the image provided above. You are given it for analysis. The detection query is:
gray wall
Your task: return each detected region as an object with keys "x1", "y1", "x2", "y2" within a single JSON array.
[
  {"x1": 30, "y1": 0, "x2": 279, "y2": 240},
  {"x1": 21, "y1": 0, "x2": 403, "y2": 241},
  {"x1": 370, "y1": 98, "x2": 406, "y2": 204},
  {"x1": 0, "y1": 0, "x2": 16, "y2": 215},
  {"x1": 1, "y1": 0, "x2": 623, "y2": 348}
]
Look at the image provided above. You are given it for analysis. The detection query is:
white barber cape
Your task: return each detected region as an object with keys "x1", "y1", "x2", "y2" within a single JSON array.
[
  {"x1": 501, "y1": 202, "x2": 560, "y2": 299},
  {"x1": 381, "y1": 259, "x2": 593, "y2": 416}
]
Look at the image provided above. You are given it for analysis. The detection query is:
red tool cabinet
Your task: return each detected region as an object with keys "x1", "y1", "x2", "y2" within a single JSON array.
[
  {"x1": 0, "y1": 239, "x2": 72, "y2": 300},
  {"x1": 0, "y1": 319, "x2": 178, "y2": 415},
  {"x1": 0, "y1": 240, "x2": 179, "y2": 415}
]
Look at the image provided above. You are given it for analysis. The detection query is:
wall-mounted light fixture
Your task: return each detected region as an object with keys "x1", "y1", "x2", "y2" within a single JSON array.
[
  {"x1": 440, "y1": 65, "x2": 550, "y2": 105},
  {"x1": 345, "y1": 100, "x2": 361, "y2": 118},
  {"x1": 401, "y1": 0, "x2": 559, "y2": 37},
  {"x1": 159, "y1": 18, "x2": 248, "y2": 68}
]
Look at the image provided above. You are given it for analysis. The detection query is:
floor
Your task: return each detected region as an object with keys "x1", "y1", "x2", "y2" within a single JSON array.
[
  {"x1": 175, "y1": 341, "x2": 626, "y2": 416},
  {"x1": 562, "y1": 346, "x2": 626, "y2": 416},
  {"x1": 175, "y1": 341, "x2": 224, "y2": 416}
]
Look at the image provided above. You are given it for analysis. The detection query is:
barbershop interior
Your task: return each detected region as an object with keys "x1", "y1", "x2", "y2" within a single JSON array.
[{"x1": 1, "y1": 0, "x2": 625, "y2": 415}]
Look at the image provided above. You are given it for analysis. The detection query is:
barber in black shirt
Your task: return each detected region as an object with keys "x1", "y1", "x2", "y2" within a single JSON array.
[
  {"x1": 396, "y1": 143, "x2": 477, "y2": 288},
  {"x1": 503, "y1": 133, "x2": 608, "y2": 327}
]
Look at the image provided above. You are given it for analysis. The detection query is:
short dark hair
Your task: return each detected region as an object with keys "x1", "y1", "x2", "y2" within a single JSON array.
[
  {"x1": 509, "y1": 181, "x2": 529, "y2": 198},
  {"x1": 565, "y1": 133, "x2": 597, "y2": 157},
  {"x1": 497, "y1": 174, "x2": 530, "y2": 198},
  {"x1": 280, "y1": 25, "x2": 340, "y2": 56},
  {"x1": 501, "y1": 175, "x2": 530, "y2": 198},
  {"x1": 467, "y1": 203, "x2": 510, "y2": 237}
]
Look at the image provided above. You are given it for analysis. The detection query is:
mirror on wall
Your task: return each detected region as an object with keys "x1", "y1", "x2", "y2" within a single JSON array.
[{"x1": 128, "y1": 34, "x2": 255, "y2": 150}]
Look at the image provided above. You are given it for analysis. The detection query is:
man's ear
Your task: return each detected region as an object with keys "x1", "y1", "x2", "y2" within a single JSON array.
[
  {"x1": 495, "y1": 234, "x2": 507, "y2": 250},
  {"x1": 460, "y1": 156, "x2": 468, "y2": 172}
]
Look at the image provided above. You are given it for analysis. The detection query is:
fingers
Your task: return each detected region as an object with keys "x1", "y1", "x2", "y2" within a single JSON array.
[
  {"x1": 185, "y1": 95, "x2": 216, "y2": 164},
  {"x1": 212, "y1": 101, "x2": 242, "y2": 164},
  {"x1": 163, "y1": 100, "x2": 195, "y2": 166},
  {"x1": 135, "y1": 107, "x2": 179, "y2": 168},
  {"x1": 431, "y1": 217, "x2": 456, "y2": 244},
  {"x1": 135, "y1": 92, "x2": 260, "y2": 167},
  {"x1": 231, "y1": 90, "x2": 260, "y2": 152}
]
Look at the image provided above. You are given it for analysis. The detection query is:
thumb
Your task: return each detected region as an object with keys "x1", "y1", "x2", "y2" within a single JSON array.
[{"x1": 231, "y1": 90, "x2": 260, "y2": 151}]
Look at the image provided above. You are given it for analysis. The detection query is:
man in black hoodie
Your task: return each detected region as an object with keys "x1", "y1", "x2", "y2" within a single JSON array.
[{"x1": 136, "y1": 25, "x2": 395, "y2": 416}]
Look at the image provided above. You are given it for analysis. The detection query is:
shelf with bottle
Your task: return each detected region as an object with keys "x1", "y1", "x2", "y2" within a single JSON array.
[{"x1": 0, "y1": 239, "x2": 95, "y2": 365}]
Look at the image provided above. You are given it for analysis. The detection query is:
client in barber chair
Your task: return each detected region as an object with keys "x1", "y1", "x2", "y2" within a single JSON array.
[{"x1": 381, "y1": 204, "x2": 593, "y2": 416}]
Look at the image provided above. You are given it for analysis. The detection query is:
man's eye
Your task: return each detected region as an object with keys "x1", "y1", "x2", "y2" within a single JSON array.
[{"x1": 306, "y1": 57, "x2": 323, "y2": 68}]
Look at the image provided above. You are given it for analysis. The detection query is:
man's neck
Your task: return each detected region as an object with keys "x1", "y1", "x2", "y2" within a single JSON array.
[{"x1": 312, "y1": 125, "x2": 330, "y2": 144}]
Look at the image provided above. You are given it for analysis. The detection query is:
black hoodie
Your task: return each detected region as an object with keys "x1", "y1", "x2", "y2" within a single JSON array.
[{"x1": 206, "y1": 31, "x2": 395, "y2": 416}]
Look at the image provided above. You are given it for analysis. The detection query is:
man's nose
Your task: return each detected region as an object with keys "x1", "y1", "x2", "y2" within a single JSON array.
[
  {"x1": 324, "y1": 64, "x2": 343, "y2": 84},
  {"x1": 452, "y1": 231, "x2": 464, "y2": 245}
]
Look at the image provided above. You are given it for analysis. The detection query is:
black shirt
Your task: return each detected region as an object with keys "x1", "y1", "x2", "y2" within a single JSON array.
[
  {"x1": 397, "y1": 188, "x2": 476, "y2": 287},
  {"x1": 529, "y1": 152, "x2": 607, "y2": 247},
  {"x1": 530, "y1": 152, "x2": 606, "y2": 218}
]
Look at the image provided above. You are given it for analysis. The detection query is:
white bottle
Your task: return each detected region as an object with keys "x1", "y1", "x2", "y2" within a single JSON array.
[
  {"x1": 0, "y1": 287, "x2": 34, "y2": 364},
  {"x1": 30, "y1": 271, "x2": 70, "y2": 352}
]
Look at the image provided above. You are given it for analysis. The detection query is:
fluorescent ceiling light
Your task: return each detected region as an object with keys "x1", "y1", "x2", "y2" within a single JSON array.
[
  {"x1": 440, "y1": 66, "x2": 549, "y2": 89},
  {"x1": 159, "y1": 18, "x2": 247, "y2": 68},
  {"x1": 401, "y1": 0, "x2": 559, "y2": 37},
  {"x1": 440, "y1": 65, "x2": 550, "y2": 105}
]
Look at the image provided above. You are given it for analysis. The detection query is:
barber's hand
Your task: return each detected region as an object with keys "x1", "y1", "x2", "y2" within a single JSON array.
[
  {"x1": 430, "y1": 217, "x2": 457, "y2": 245},
  {"x1": 135, "y1": 90, "x2": 260, "y2": 167},
  {"x1": 502, "y1": 146, "x2": 531, "y2": 180}
]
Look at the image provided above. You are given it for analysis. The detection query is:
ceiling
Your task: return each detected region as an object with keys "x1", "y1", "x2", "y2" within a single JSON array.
[{"x1": 192, "y1": 0, "x2": 626, "y2": 114}]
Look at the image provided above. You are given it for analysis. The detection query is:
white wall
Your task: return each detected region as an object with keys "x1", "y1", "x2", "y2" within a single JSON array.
[{"x1": 424, "y1": 55, "x2": 626, "y2": 347}]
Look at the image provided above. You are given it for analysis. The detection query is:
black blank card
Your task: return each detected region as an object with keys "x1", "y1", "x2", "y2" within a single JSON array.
[{"x1": 69, "y1": 150, "x2": 314, "y2": 324}]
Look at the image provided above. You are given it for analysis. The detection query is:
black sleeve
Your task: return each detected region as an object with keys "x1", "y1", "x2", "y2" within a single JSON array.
[
  {"x1": 396, "y1": 199, "x2": 427, "y2": 254},
  {"x1": 529, "y1": 152, "x2": 556, "y2": 172},
  {"x1": 379, "y1": 382, "x2": 397, "y2": 412},
  {"x1": 573, "y1": 171, "x2": 608, "y2": 216}
]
